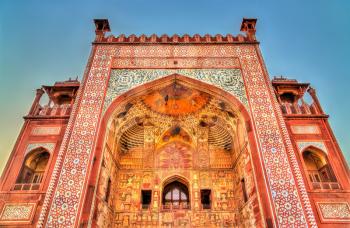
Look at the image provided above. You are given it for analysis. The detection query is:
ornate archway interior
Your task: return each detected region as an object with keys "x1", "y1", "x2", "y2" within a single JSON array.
[{"x1": 95, "y1": 78, "x2": 262, "y2": 227}]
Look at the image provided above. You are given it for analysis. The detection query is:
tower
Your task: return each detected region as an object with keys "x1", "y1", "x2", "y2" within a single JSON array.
[{"x1": 0, "y1": 79, "x2": 79, "y2": 225}]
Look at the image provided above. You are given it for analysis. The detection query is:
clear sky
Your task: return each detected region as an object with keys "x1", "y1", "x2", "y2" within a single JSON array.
[{"x1": 0, "y1": 0, "x2": 349, "y2": 173}]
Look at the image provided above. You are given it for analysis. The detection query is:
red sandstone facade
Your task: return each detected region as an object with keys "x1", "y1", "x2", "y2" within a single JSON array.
[{"x1": 0, "y1": 19, "x2": 349, "y2": 227}]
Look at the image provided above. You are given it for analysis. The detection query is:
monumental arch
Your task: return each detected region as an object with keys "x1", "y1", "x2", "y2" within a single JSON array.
[{"x1": 0, "y1": 18, "x2": 349, "y2": 227}]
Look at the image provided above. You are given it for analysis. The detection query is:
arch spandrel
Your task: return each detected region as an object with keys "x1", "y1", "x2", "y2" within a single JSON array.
[
  {"x1": 103, "y1": 74, "x2": 251, "y2": 129},
  {"x1": 24, "y1": 143, "x2": 56, "y2": 155},
  {"x1": 103, "y1": 69, "x2": 249, "y2": 113},
  {"x1": 297, "y1": 141, "x2": 328, "y2": 154}
]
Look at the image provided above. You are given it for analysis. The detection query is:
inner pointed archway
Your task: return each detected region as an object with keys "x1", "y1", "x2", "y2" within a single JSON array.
[{"x1": 88, "y1": 74, "x2": 268, "y2": 227}]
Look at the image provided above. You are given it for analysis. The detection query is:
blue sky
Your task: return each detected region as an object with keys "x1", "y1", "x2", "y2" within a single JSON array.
[{"x1": 0, "y1": 0, "x2": 349, "y2": 172}]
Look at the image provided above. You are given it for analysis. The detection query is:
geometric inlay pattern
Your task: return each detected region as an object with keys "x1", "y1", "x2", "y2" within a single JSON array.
[
  {"x1": 0, "y1": 203, "x2": 35, "y2": 221},
  {"x1": 42, "y1": 44, "x2": 315, "y2": 227},
  {"x1": 318, "y1": 202, "x2": 350, "y2": 220},
  {"x1": 239, "y1": 46, "x2": 312, "y2": 227},
  {"x1": 104, "y1": 69, "x2": 248, "y2": 112},
  {"x1": 297, "y1": 141, "x2": 328, "y2": 154},
  {"x1": 44, "y1": 46, "x2": 116, "y2": 227},
  {"x1": 25, "y1": 143, "x2": 56, "y2": 155},
  {"x1": 31, "y1": 126, "x2": 61, "y2": 135},
  {"x1": 111, "y1": 56, "x2": 240, "y2": 69},
  {"x1": 291, "y1": 125, "x2": 320, "y2": 134}
]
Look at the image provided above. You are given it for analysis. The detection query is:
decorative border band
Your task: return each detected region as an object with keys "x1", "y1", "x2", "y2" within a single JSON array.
[{"x1": 111, "y1": 57, "x2": 240, "y2": 69}]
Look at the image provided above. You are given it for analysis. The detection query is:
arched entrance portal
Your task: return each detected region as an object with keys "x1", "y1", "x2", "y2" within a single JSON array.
[{"x1": 87, "y1": 75, "x2": 270, "y2": 227}]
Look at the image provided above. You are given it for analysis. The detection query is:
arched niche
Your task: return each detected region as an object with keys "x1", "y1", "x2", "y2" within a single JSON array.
[
  {"x1": 301, "y1": 146, "x2": 339, "y2": 190},
  {"x1": 14, "y1": 147, "x2": 50, "y2": 191}
]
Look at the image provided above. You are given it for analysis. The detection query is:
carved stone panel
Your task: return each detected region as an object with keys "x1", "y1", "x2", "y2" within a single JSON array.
[
  {"x1": 31, "y1": 126, "x2": 61, "y2": 135},
  {"x1": 0, "y1": 203, "x2": 36, "y2": 223},
  {"x1": 317, "y1": 202, "x2": 350, "y2": 221}
]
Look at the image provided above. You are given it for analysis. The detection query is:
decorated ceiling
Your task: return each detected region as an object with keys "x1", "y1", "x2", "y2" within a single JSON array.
[
  {"x1": 142, "y1": 82, "x2": 211, "y2": 116},
  {"x1": 106, "y1": 79, "x2": 244, "y2": 170}
]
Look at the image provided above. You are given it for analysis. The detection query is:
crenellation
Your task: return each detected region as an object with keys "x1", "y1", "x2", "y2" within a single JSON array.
[{"x1": 94, "y1": 32, "x2": 256, "y2": 44}]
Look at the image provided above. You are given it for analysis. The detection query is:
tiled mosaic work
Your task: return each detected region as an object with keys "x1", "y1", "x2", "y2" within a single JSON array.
[
  {"x1": 37, "y1": 41, "x2": 97, "y2": 228},
  {"x1": 317, "y1": 202, "x2": 350, "y2": 220},
  {"x1": 240, "y1": 46, "x2": 313, "y2": 227},
  {"x1": 291, "y1": 125, "x2": 320, "y2": 134},
  {"x1": 297, "y1": 141, "x2": 328, "y2": 154},
  {"x1": 25, "y1": 142, "x2": 56, "y2": 155},
  {"x1": 43, "y1": 44, "x2": 315, "y2": 227},
  {"x1": 104, "y1": 69, "x2": 248, "y2": 112},
  {"x1": 31, "y1": 126, "x2": 61, "y2": 135},
  {"x1": 44, "y1": 46, "x2": 116, "y2": 227},
  {"x1": 0, "y1": 203, "x2": 35, "y2": 221}
]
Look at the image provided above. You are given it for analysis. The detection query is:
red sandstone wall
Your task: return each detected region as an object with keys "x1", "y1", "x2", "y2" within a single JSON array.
[
  {"x1": 0, "y1": 118, "x2": 67, "y2": 226},
  {"x1": 285, "y1": 116, "x2": 350, "y2": 227}
]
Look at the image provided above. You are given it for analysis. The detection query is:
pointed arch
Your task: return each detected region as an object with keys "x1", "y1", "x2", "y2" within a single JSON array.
[
  {"x1": 162, "y1": 174, "x2": 190, "y2": 189},
  {"x1": 24, "y1": 143, "x2": 55, "y2": 155},
  {"x1": 297, "y1": 141, "x2": 328, "y2": 155},
  {"x1": 159, "y1": 125, "x2": 192, "y2": 146},
  {"x1": 301, "y1": 146, "x2": 328, "y2": 163},
  {"x1": 85, "y1": 72, "x2": 274, "y2": 225},
  {"x1": 301, "y1": 146, "x2": 339, "y2": 190},
  {"x1": 103, "y1": 74, "x2": 251, "y2": 127},
  {"x1": 14, "y1": 147, "x2": 51, "y2": 191},
  {"x1": 161, "y1": 175, "x2": 190, "y2": 209},
  {"x1": 100, "y1": 74, "x2": 252, "y2": 162}
]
